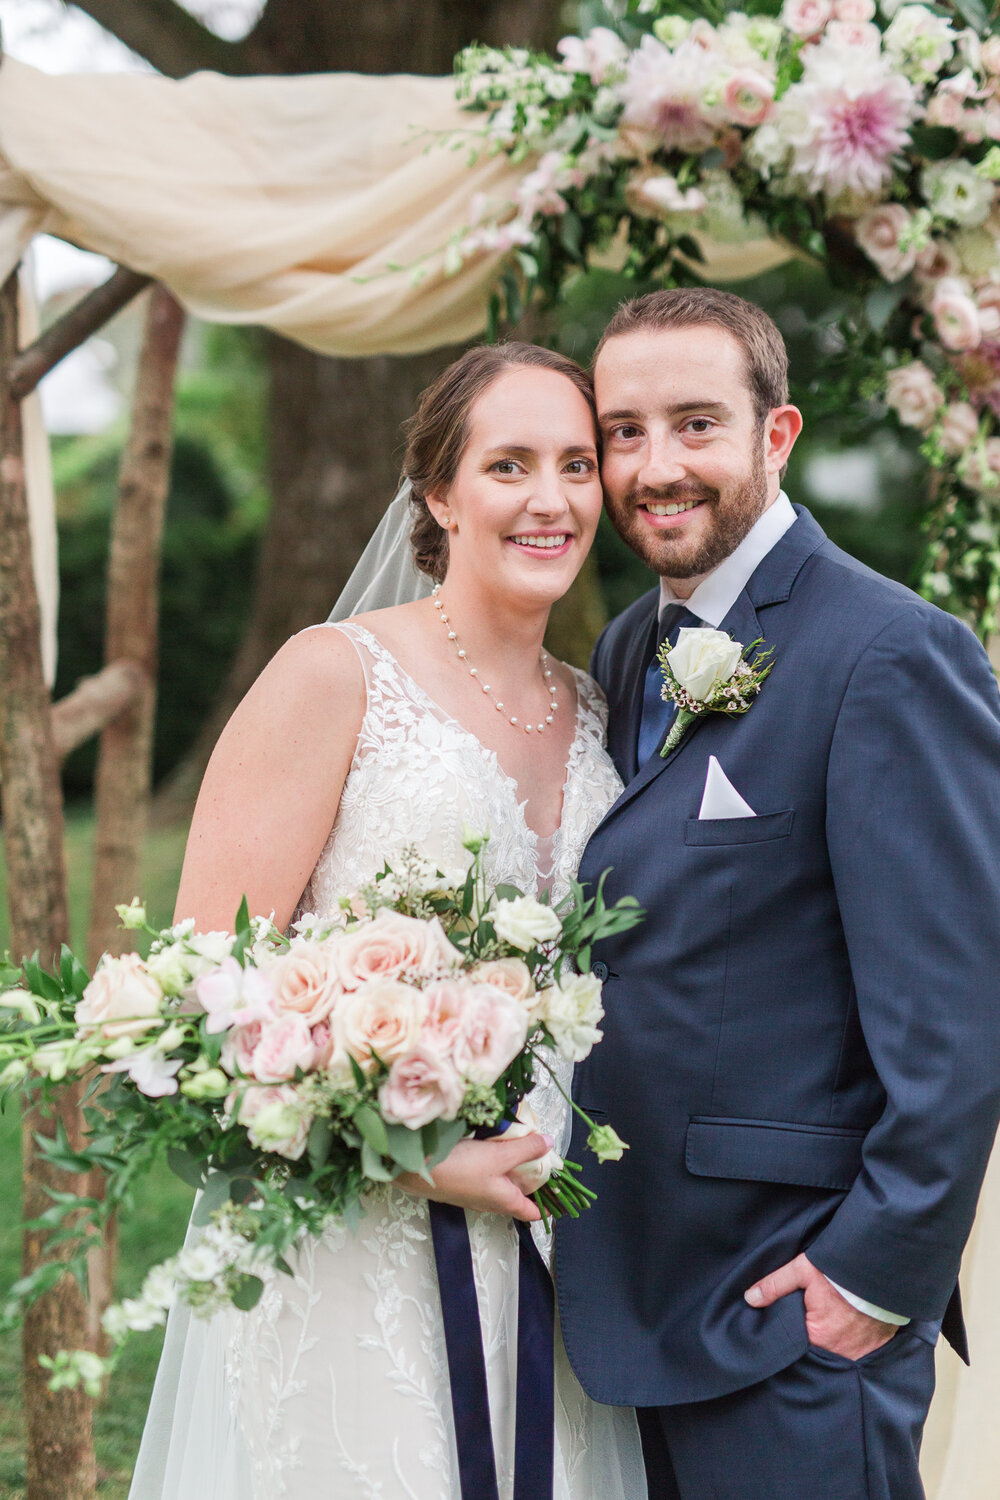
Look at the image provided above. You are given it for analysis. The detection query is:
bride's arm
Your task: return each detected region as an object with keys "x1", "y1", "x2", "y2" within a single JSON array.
[{"x1": 174, "y1": 626, "x2": 364, "y2": 932}]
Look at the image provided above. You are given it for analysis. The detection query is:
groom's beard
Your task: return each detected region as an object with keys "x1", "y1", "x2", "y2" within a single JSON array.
[{"x1": 605, "y1": 443, "x2": 769, "y2": 581}]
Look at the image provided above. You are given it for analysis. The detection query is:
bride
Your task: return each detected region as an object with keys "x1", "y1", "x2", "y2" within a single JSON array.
[{"x1": 129, "y1": 341, "x2": 647, "y2": 1499}]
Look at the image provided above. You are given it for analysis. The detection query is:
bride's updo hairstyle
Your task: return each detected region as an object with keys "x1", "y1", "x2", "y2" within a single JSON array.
[{"x1": 403, "y1": 342, "x2": 596, "y2": 584}]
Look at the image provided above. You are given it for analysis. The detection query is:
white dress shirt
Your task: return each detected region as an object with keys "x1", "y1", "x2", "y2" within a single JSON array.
[{"x1": 657, "y1": 490, "x2": 909, "y2": 1329}]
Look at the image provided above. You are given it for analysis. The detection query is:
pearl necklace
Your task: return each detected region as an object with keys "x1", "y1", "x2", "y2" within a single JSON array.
[{"x1": 431, "y1": 584, "x2": 558, "y2": 735}]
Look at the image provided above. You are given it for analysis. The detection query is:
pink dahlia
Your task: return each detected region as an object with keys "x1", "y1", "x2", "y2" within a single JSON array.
[
  {"x1": 620, "y1": 34, "x2": 719, "y2": 153},
  {"x1": 777, "y1": 44, "x2": 920, "y2": 201}
]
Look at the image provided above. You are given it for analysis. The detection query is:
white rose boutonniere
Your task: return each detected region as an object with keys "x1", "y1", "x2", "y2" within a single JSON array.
[{"x1": 658, "y1": 627, "x2": 774, "y2": 757}]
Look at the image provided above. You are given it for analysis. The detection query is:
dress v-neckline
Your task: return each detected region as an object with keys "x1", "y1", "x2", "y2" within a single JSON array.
[{"x1": 338, "y1": 622, "x2": 585, "y2": 849}]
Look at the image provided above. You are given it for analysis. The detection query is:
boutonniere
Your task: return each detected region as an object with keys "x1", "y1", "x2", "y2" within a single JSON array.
[{"x1": 657, "y1": 627, "x2": 774, "y2": 758}]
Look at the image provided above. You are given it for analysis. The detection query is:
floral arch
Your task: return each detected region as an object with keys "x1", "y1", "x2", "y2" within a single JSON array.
[{"x1": 448, "y1": 0, "x2": 1000, "y2": 635}]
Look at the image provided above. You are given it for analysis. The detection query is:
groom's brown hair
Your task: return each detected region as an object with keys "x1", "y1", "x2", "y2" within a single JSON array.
[{"x1": 594, "y1": 287, "x2": 789, "y2": 424}]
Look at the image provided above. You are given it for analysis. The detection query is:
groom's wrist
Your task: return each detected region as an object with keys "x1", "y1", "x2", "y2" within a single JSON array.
[{"x1": 824, "y1": 1277, "x2": 910, "y2": 1326}]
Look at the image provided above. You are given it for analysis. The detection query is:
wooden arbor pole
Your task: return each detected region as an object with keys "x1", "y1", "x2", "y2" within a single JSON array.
[
  {"x1": 87, "y1": 285, "x2": 185, "y2": 965},
  {"x1": 83, "y1": 285, "x2": 185, "y2": 1343},
  {"x1": 0, "y1": 275, "x2": 97, "y2": 1499}
]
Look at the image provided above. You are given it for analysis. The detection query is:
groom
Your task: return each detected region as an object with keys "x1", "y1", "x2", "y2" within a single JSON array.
[{"x1": 556, "y1": 287, "x2": 1000, "y2": 1499}]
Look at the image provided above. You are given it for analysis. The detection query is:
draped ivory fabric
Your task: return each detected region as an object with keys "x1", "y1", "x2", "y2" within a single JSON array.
[
  {"x1": 0, "y1": 57, "x2": 793, "y2": 356},
  {"x1": 0, "y1": 55, "x2": 994, "y2": 1492}
]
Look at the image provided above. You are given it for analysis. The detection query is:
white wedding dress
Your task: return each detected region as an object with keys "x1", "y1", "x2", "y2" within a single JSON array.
[{"x1": 130, "y1": 622, "x2": 647, "y2": 1500}]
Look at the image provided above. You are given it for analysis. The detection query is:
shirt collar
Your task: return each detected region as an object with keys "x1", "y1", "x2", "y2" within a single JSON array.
[{"x1": 658, "y1": 491, "x2": 797, "y2": 628}]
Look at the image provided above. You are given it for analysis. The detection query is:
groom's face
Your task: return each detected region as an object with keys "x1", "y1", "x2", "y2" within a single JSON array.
[{"x1": 594, "y1": 324, "x2": 772, "y2": 584}]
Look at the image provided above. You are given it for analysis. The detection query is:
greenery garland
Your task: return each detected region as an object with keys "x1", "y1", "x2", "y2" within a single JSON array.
[{"x1": 448, "y1": 0, "x2": 1000, "y2": 636}]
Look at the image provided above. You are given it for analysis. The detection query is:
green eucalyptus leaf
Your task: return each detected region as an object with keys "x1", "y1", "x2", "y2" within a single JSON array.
[
  {"x1": 307, "y1": 1116, "x2": 335, "y2": 1173},
  {"x1": 383, "y1": 1122, "x2": 427, "y2": 1174},
  {"x1": 353, "y1": 1104, "x2": 390, "y2": 1158},
  {"x1": 231, "y1": 1274, "x2": 264, "y2": 1312},
  {"x1": 424, "y1": 1117, "x2": 467, "y2": 1169},
  {"x1": 360, "y1": 1138, "x2": 396, "y2": 1181}
]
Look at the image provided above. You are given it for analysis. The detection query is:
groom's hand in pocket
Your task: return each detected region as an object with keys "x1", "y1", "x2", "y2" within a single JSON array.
[
  {"x1": 744, "y1": 1253, "x2": 898, "y2": 1360},
  {"x1": 396, "y1": 1134, "x2": 552, "y2": 1222}
]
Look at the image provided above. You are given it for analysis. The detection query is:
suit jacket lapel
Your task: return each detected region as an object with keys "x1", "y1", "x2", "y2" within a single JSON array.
[{"x1": 593, "y1": 506, "x2": 827, "y2": 829}]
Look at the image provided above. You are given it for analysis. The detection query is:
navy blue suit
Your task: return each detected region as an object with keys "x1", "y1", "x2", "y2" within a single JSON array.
[{"x1": 555, "y1": 508, "x2": 1000, "y2": 1496}]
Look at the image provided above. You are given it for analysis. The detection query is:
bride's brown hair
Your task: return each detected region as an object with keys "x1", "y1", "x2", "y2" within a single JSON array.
[{"x1": 403, "y1": 342, "x2": 597, "y2": 584}]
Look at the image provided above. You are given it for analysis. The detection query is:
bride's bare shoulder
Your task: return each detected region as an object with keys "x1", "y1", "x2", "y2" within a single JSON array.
[{"x1": 239, "y1": 623, "x2": 366, "y2": 723}]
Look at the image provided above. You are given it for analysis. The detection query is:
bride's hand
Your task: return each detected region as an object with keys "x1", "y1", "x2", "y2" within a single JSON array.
[{"x1": 396, "y1": 1134, "x2": 553, "y2": 1222}]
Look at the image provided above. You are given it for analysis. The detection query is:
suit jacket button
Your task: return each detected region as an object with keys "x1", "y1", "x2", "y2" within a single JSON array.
[{"x1": 591, "y1": 960, "x2": 609, "y2": 981}]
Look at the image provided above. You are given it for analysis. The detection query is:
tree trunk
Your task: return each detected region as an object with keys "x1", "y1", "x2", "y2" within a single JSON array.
[
  {"x1": 0, "y1": 271, "x2": 96, "y2": 1500},
  {"x1": 153, "y1": 0, "x2": 565, "y2": 819}
]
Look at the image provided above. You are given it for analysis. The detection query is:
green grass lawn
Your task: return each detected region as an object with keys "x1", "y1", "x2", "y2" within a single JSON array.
[{"x1": 0, "y1": 810, "x2": 194, "y2": 1499}]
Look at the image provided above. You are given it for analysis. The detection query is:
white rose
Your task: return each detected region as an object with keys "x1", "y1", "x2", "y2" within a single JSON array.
[
  {"x1": 538, "y1": 973, "x2": 605, "y2": 1062},
  {"x1": 885, "y1": 361, "x2": 944, "y2": 429},
  {"x1": 493, "y1": 897, "x2": 562, "y2": 952},
  {"x1": 504, "y1": 1101, "x2": 564, "y2": 1193},
  {"x1": 922, "y1": 160, "x2": 994, "y2": 229},
  {"x1": 76, "y1": 953, "x2": 164, "y2": 1040},
  {"x1": 883, "y1": 5, "x2": 955, "y2": 83},
  {"x1": 666, "y1": 628, "x2": 743, "y2": 702}
]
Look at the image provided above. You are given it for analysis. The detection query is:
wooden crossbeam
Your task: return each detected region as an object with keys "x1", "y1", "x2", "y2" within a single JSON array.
[
  {"x1": 51, "y1": 659, "x2": 148, "y2": 761},
  {"x1": 7, "y1": 265, "x2": 152, "y2": 401}
]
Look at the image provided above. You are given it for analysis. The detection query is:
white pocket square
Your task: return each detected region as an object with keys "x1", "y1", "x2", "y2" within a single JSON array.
[{"x1": 698, "y1": 756, "x2": 756, "y2": 820}]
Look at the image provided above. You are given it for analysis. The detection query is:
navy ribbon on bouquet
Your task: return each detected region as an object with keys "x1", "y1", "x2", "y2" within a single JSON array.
[{"x1": 429, "y1": 1201, "x2": 555, "y2": 1500}]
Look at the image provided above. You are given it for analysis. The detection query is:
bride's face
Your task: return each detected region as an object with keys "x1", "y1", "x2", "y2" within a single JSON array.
[{"x1": 429, "y1": 367, "x2": 602, "y2": 610}]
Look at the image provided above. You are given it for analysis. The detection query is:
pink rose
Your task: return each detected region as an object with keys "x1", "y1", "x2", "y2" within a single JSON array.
[
  {"x1": 824, "y1": 20, "x2": 881, "y2": 49},
  {"x1": 932, "y1": 279, "x2": 983, "y2": 351},
  {"x1": 925, "y1": 88, "x2": 967, "y2": 130},
  {"x1": 420, "y1": 980, "x2": 467, "y2": 1055},
  {"x1": 249, "y1": 1014, "x2": 316, "y2": 1083},
  {"x1": 334, "y1": 979, "x2": 426, "y2": 1072},
  {"x1": 451, "y1": 984, "x2": 529, "y2": 1086},
  {"x1": 854, "y1": 204, "x2": 918, "y2": 282},
  {"x1": 781, "y1": 0, "x2": 833, "y2": 39},
  {"x1": 266, "y1": 942, "x2": 341, "y2": 1026},
  {"x1": 916, "y1": 239, "x2": 962, "y2": 286},
  {"x1": 885, "y1": 361, "x2": 944, "y2": 430},
  {"x1": 720, "y1": 69, "x2": 775, "y2": 129},
  {"x1": 468, "y1": 959, "x2": 537, "y2": 1015},
  {"x1": 310, "y1": 1019, "x2": 353, "y2": 1084},
  {"x1": 332, "y1": 911, "x2": 459, "y2": 991},
  {"x1": 834, "y1": 0, "x2": 874, "y2": 21},
  {"x1": 976, "y1": 284, "x2": 1000, "y2": 339},
  {"x1": 939, "y1": 401, "x2": 980, "y2": 456},
  {"x1": 220, "y1": 1018, "x2": 264, "y2": 1077},
  {"x1": 76, "y1": 953, "x2": 163, "y2": 1041},
  {"x1": 378, "y1": 1045, "x2": 465, "y2": 1130},
  {"x1": 236, "y1": 1083, "x2": 311, "y2": 1160}
]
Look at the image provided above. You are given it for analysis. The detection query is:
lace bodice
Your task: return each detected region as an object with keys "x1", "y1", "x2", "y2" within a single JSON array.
[
  {"x1": 299, "y1": 622, "x2": 622, "y2": 914},
  {"x1": 298, "y1": 623, "x2": 624, "y2": 1169}
]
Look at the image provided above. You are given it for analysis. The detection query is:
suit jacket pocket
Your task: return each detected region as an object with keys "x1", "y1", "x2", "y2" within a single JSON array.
[
  {"x1": 684, "y1": 810, "x2": 794, "y2": 846},
  {"x1": 685, "y1": 1116, "x2": 866, "y2": 1191}
]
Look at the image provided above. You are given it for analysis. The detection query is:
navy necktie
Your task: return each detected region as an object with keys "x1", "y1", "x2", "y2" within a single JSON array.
[{"x1": 636, "y1": 604, "x2": 701, "y2": 766}]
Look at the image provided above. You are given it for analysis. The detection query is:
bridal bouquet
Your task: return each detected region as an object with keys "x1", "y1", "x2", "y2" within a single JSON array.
[{"x1": 0, "y1": 832, "x2": 641, "y2": 1394}]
